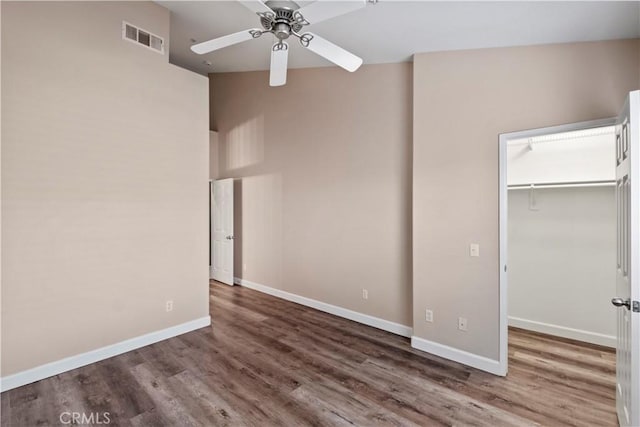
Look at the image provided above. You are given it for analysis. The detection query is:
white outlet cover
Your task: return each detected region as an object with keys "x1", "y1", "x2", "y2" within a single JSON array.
[
  {"x1": 425, "y1": 309, "x2": 433, "y2": 322},
  {"x1": 458, "y1": 317, "x2": 468, "y2": 331}
]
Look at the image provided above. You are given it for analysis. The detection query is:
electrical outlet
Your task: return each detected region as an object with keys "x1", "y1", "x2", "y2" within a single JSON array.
[
  {"x1": 362, "y1": 289, "x2": 369, "y2": 300},
  {"x1": 458, "y1": 317, "x2": 468, "y2": 331},
  {"x1": 166, "y1": 300, "x2": 173, "y2": 312},
  {"x1": 425, "y1": 309, "x2": 433, "y2": 323}
]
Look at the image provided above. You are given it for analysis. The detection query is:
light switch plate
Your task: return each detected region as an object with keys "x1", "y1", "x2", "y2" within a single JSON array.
[
  {"x1": 469, "y1": 243, "x2": 480, "y2": 257},
  {"x1": 425, "y1": 309, "x2": 433, "y2": 322}
]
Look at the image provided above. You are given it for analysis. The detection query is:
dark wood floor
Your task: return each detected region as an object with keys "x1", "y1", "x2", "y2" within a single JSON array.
[{"x1": 1, "y1": 281, "x2": 616, "y2": 426}]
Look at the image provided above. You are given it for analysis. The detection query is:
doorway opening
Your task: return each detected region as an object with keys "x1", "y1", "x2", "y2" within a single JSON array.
[
  {"x1": 498, "y1": 118, "x2": 618, "y2": 377},
  {"x1": 499, "y1": 93, "x2": 640, "y2": 426}
]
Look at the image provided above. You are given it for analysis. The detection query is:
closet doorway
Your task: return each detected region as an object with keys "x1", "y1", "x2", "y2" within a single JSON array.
[
  {"x1": 508, "y1": 123, "x2": 617, "y2": 346},
  {"x1": 499, "y1": 93, "x2": 640, "y2": 426},
  {"x1": 498, "y1": 118, "x2": 619, "y2": 372}
]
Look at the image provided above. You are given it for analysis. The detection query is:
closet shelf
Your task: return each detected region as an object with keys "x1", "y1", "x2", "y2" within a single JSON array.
[{"x1": 508, "y1": 180, "x2": 616, "y2": 190}]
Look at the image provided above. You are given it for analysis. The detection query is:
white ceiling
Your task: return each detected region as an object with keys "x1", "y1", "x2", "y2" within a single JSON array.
[{"x1": 158, "y1": 1, "x2": 640, "y2": 76}]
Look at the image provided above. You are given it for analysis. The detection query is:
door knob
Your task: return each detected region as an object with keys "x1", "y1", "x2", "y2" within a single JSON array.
[
  {"x1": 611, "y1": 297, "x2": 631, "y2": 309},
  {"x1": 226, "y1": 235, "x2": 235, "y2": 240}
]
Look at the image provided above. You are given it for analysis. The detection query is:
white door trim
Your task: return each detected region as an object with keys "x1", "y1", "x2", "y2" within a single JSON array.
[
  {"x1": 209, "y1": 179, "x2": 214, "y2": 280},
  {"x1": 498, "y1": 117, "x2": 616, "y2": 376}
]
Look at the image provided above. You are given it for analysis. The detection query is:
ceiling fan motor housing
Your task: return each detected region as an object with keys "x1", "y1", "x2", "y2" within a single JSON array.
[
  {"x1": 261, "y1": 1, "x2": 305, "y2": 39},
  {"x1": 274, "y1": 22, "x2": 291, "y2": 39}
]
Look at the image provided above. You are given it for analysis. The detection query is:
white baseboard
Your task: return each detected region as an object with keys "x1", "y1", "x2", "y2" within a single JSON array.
[
  {"x1": 233, "y1": 277, "x2": 507, "y2": 377},
  {"x1": 508, "y1": 316, "x2": 615, "y2": 348},
  {"x1": 0, "y1": 316, "x2": 211, "y2": 392},
  {"x1": 234, "y1": 277, "x2": 412, "y2": 338},
  {"x1": 411, "y1": 335, "x2": 505, "y2": 376}
]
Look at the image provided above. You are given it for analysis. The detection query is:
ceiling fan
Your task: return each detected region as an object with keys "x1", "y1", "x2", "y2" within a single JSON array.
[{"x1": 190, "y1": 0, "x2": 366, "y2": 86}]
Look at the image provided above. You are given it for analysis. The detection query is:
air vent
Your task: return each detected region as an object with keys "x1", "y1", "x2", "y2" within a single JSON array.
[{"x1": 122, "y1": 21, "x2": 164, "y2": 54}]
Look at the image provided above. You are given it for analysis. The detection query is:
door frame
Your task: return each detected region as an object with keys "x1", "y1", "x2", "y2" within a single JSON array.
[
  {"x1": 209, "y1": 179, "x2": 214, "y2": 280},
  {"x1": 497, "y1": 117, "x2": 616, "y2": 375}
]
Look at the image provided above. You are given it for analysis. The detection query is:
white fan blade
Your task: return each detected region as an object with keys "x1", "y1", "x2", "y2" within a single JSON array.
[
  {"x1": 238, "y1": 0, "x2": 274, "y2": 15},
  {"x1": 301, "y1": 33, "x2": 362, "y2": 72},
  {"x1": 270, "y1": 42, "x2": 289, "y2": 87},
  {"x1": 296, "y1": 0, "x2": 366, "y2": 25},
  {"x1": 191, "y1": 29, "x2": 260, "y2": 54}
]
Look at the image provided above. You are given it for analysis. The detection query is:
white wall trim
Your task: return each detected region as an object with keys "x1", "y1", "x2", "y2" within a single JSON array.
[
  {"x1": 509, "y1": 316, "x2": 615, "y2": 348},
  {"x1": 0, "y1": 316, "x2": 211, "y2": 392},
  {"x1": 234, "y1": 277, "x2": 413, "y2": 338},
  {"x1": 411, "y1": 335, "x2": 505, "y2": 376},
  {"x1": 498, "y1": 117, "x2": 617, "y2": 377}
]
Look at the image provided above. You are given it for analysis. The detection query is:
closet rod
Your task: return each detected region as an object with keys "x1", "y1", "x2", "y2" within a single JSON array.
[
  {"x1": 508, "y1": 180, "x2": 616, "y2": 190},
  {"x1": 508, "y1": 126, "x2": 616, "y2": 147}
]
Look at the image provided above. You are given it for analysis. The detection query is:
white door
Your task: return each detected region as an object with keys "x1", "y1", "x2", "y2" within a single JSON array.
[
  {"x1": 212, "y1": 178, "x2": 234, "y2": 286},
  {"x1": 613, "y1": 90, "x2": 639, "y2": 427}
]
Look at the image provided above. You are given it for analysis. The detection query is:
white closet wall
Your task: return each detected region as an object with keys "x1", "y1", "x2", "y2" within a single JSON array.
[
  {"x1": 508, "y1": 130, "x2": 617, "y2": 347},
  {"x1": 508, "y1": 129, "x2": 615, "y2": 185},
  {"x1": 508, "y1": 187, "x2": 616, "y2": 345}
]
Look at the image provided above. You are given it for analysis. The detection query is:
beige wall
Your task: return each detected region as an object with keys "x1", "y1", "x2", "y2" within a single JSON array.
[
  {"x1": 1, "y1": 2, "x2": 209, "y2": 375},
  {"x1": 211, "y1": 63, "x2": 413, "y2": 326},
  {"x1": 413, "y1": 39, "x2": 640, "y2": 360}
]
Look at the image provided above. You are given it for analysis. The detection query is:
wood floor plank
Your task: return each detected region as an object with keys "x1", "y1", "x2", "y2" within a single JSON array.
[
  {"x1": 170, "y1": 334, "x2": 287, "y2": 426},
  {"x1": 166, "y1": 370, "x2": 244, "y2": 427},
  {"x1": 509, "y1": 333, "x2": 615, "y2": 373},
  {"x1": 211, "y1": 293, "x2": 269, "y2": 323},
  {"x1": 289, "y1": 377, "x2": 420, "y2": 427},
  {"x1": 8, "y1": 378, "x2": 58, "y2": 426},
  {"x1": 511, "y1": 350, "x2": 615, "y2": 388},
  {"x1": 507, "y1": 363, "x2": 615, "y2": 405},
  {"x1": 138, "y1": 341, "x2": 187, "y2": 378},
  {"x1": 205, "y1": 321, "x2": 304, "y2": 394},
  {"x1": 362, "y1": 359, "x2": 537, "y2": 427},
  {"x1": 129, "y1": 407, "x2": 171, "y2": 427},
  {"x1": 62, "y1": 373, "x2": 131, "y2": 427},
  {"x1": 129, "y1": 363, "x2": 200, "y2": 427},
  {"x1": 90, "y1": 356, "x2": 156, "y2": 421},
  {"x1": 0, "y1": 280, "x2": 617, "y2": 426},
  {"x1": 176, "y1": 330, "x2": 323, "y2": 426},
  {"x1": 0, "y1": 391, "x2": 10, "y2": 426}
]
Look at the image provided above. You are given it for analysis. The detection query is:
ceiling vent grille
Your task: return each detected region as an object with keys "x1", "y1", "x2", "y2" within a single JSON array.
[{"x1": 122, "y1": 21, "x2": 164, "y2": 54}]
